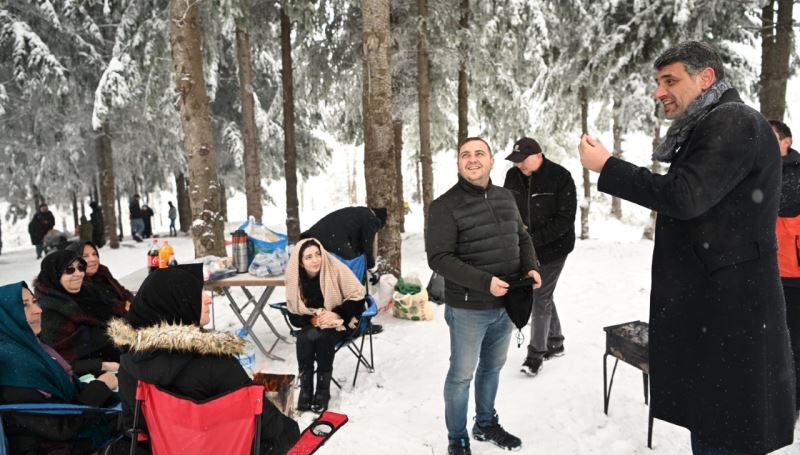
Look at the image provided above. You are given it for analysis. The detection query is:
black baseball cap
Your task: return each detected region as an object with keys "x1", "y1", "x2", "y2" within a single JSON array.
[{"x1": 505, "y1": 137, "x2": 542, "y2": 163}]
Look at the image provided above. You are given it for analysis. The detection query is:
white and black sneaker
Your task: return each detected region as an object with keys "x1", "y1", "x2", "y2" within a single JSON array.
[
  {"x1": 521, "y1": 357, "x2": 543, "y2": 376},
  {"x1": 544, "y1": 344, "x2": 565, "y2": 360},
  {"x1": 472, "y1": 423, "x2": 522, "y2": 451}
]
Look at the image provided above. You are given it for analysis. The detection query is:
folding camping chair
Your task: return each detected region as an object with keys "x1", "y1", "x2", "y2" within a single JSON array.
[
  {"x1": 128, "y1": 381, "x2": 265, "y2": 455},
  {"x1": 271, "y1": 296, "x2": 378, "y2": 389},
  {"x1": 0, "y1": 402, "x2": 122, "y2": 455}
]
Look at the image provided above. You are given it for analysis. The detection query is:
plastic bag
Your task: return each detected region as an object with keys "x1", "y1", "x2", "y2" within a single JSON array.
[
  {"x1": 248, "y1": 250, "x2": 289, "y2": 277},
  {"x1": 238, "y1": 217, "x2": 288, "y2": 261},
  {"x1": 392, "y1": 273, "x2": 434, "y2": 321},
  {"x1": 198, "y1": 256, "x2": 238, "y2": 281}
]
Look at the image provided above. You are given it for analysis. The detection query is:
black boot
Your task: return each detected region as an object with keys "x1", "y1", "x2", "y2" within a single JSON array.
[
  {"x1": 310, "y1": 371, "x2": 332, "y2": 413},
  {"x1": 296, "y1": 371, "x2": 314, "y2": 412}
]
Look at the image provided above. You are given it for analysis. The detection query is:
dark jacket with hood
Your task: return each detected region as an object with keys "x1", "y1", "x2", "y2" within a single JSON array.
[
  {"x1": 598, "y1": 88, "x2": 795, "y2": 453},
  {"x1": 28, "y1": 209, "x2": 55, "y2": 246},
  {"x1": 503, "y1": 157, "x2": 577, "y2": 263},
  {"x1": 300, "y1": 206, "x2": 387, "y2": 269},
  {"x1": 35, "y1": 250, "x2": 118, "y2": 376},
  {"x1": 0, "y1": 282, "x2": 116, "y2": 455},
  {"x1": 777, "y1": 148, "x2": 800, "y2": 287},
  {"x1": 67, "y1": 241, "x2": 133, "y2": 316},
  {"x1": 426, "y1": 176, "x2": 539, "y2": 310},
  {"x1": 109, "y1": 267, "x2": 299, "y2": 455}
]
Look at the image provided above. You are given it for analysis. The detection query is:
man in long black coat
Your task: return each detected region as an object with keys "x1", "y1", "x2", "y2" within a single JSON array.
[{"x1": 579, "y1": 41, "x2": 794, "y2": 454}]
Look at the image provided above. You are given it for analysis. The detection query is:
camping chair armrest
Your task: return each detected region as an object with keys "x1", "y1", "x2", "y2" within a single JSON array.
[{"x1": 269, "y1": 302, "x2": 301, "y2": 337}]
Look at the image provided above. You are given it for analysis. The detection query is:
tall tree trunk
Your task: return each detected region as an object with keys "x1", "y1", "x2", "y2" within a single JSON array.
[
  {"x1": 760, "y1": 0, "x2": 793, "y2": 121},
  {"x1": 415, "y1": 150, "x2": 422, "y2": 204},
  {"x1": 175, "y1": 172, "x2": 191, "y2": 233},
  {"x1": 610, "y1": 98, "x2": 623, "y2": 219},
  {"x1": 219, "y1": 181, "x2": 228, "y2": 222},
  {"x1": 281, "y1": 3, "x2": 301, "y2": 242},
  {"x1": 362, "y1": 0, "x2": 400, "y2": 275},
  {"x1": 417, "y1": 0, "x2": 434, "y2": 231},
  {"x1": 169, "y1": 0, "x2": 226, "y2": 257},
  {"x1": 71, "y1": 191, "x2": 78, "y2": 233},
  {"x1": 115, "y1": 185, "x2": 123, "y2": 241},
  {"x1": 393, "y1": 119, "x2": 405, "y2": 234},
  {"x1": 579, "y1": 86, "x2": 590, "y2": 240},
  {"x1": 457, "y1": 0, "x2": 469, "y2": 143},
  {"x1": 96, "y1": 124, "x2": 119, "y2": 248},
  {"x1": 644, "y1": 102, "x2": 662, "y2": 240},
  {"x1": 236, "y1": 11, "x2": 263, "y2": 223}
]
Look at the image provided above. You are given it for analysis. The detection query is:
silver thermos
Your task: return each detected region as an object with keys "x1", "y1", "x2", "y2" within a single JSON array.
[{"x1": 232, "y1": 229, "x2": 249, "y2": 273}]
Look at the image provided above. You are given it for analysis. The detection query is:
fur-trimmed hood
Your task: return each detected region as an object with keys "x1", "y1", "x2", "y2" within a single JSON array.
[{"x1": 107, "y1": 318, "x2": 245, "y2": 357}]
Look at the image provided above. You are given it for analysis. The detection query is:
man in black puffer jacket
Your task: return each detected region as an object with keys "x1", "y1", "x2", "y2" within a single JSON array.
[
  {"x1": 503, "y1": 137, "x2": 576, "y2": 377},
  {"x1": 426, "y1": 137, "x2": 541, "y2": 455}
]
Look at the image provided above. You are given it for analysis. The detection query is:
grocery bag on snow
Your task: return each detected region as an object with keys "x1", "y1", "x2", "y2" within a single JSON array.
[{"x1": 392, "y1": 273, "x2": 434, "y2": 321}]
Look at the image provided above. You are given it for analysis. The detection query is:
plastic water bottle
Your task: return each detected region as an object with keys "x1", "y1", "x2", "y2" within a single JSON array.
[{"x1": 235, "y1": 327, "x2": 256, "y2": 376}]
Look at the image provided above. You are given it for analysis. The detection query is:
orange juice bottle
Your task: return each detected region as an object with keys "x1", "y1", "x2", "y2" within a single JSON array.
[{"x1": 158, "y1": 241, "x2": 173, "y2": 269}]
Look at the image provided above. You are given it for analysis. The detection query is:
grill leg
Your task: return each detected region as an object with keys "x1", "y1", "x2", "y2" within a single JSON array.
[
  {"x1": 603, "y1": 354, "x2": 619, "y2": 415},
  {"x1": 642, "y1": 372, "x2": 649, "y2": 405}
]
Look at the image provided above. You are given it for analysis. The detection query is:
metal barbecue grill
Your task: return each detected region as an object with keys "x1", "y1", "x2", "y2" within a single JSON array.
[{"x1": 603, "y1": 320, "x2": 654, "y2": 449}]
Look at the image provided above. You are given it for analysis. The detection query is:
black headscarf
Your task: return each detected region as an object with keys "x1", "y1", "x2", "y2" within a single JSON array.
[
  {"x1": 36, "y1": 250, "x2": 113, "y2": 321},
  {"x1": 126, "y1": 264, "x2": 204, "y2": 329}
]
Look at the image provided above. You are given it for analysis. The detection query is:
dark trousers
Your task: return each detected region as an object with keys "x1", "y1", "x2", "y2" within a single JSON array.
[
  {"x1": 784, "y1": 285, "x2": 800, "y2": 411},
  {"x1": 528, "y1": 256, "x2": 567, "y2": 358},
  {"x1": 295, "y1": 326, "x2": 345, "y2": 373}
]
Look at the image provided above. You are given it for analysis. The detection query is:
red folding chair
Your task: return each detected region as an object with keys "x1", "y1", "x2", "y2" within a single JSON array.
[{"x1": 128, "y1": 381, "x2": 264, "y2": 455}]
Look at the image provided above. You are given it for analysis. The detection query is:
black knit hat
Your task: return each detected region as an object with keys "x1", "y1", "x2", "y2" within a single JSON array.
[
  {"x1": 372, "y1": 207, "x2": 388, "y2": 228},
  {"x1": 505, "y1": 137, "x2": 542, "y2": 163}
]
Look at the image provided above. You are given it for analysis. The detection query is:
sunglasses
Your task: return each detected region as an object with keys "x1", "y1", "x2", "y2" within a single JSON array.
[{"x1": 64, "y1": 264, "x2": 87, "y2": 275}]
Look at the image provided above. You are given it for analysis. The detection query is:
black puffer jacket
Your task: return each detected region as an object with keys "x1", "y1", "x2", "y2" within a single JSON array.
[
  {"x1": 503, "y1": 158, "x2": 577, "y2": 264},
  {"x1": 426, "y1": 176, "x2": 538, "y2": 310}
]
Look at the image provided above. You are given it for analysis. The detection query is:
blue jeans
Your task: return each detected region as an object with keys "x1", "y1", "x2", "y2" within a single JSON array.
[
  {"x1": 131, "y1": 218, "x2": 144, "y2": 237},
  {"x1": 444, "y1": 305, "x2": 513, "y2": 441},
  {"x1": 691, "y1": 434, "x2": 749, "y2": 455}
]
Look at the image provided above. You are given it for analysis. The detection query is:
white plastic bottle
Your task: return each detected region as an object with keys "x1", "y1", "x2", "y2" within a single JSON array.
[{"x1": 235, "y1": 327, "x2": 256, "y2": 376}]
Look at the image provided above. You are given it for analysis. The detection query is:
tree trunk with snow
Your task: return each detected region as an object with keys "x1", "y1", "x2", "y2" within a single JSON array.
[
  {"x1": 393, "y1": 119, "x2": 406, "y2": 235},
  {"x1": 281, "y1": 3, "x2": 301, "y2": 243},
  {"x1": 362, "y1": 0, "x2": 400, "y2": 275},
  {"x1": 644, "y1": 102, "x2": 662, "y2": 241},
  {"x1": 610, "y1": 98, "x2": 623, "y2": 219},
  {"x1": 418, "y1": 0, "x2": 434, "y2": 231},
  {"x1": 176, "y1": 172, "x2": 191, "y2": 233},
  {"x1": 236, "y1": 10, "x2": 263, "y2": 224},
  {"x1": 96, "y1": 124, "x2": 119, "y2": 248},
  {"x1": 168, "y1": 0, "x2": 226, "y2": 257},
  {"x1": 457, "y1": 0, "x2": 469, "y2": 143},
  {"x1": 759, "y1": 0, "x2": 793, "y2": 121},
  {"x1": 579, "y1": 86, "x2": 590, "y2": 240}
]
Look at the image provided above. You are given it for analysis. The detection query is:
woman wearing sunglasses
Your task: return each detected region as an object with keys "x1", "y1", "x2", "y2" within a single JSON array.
[
  {"x1": 0, "y1": 281, "x2": 119, "y2": 454},
  {"x1": 67, "y1": 241, "x2": 133, "y2": 315},
  {"x1": 35, "y1": 250, "x2": 120, "y2": 377}
]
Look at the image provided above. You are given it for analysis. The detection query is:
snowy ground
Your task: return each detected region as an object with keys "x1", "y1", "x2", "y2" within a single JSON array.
[{"x1": 3, "y1": 204, "x2": 800, "y2": 455}]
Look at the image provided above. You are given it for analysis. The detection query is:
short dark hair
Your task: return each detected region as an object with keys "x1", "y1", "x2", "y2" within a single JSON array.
[
  {"x1": 769, "y1": 120, "x2": 792, "y2": 139},
  {"x1": 654, "y1": 41, "x2": 725, "y2": 81},
  {"x1": 458, "y1": 137, "x2": 492, "y2": 155}
]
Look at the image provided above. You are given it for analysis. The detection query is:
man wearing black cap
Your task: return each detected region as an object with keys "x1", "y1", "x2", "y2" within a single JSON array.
[{"x1": 504, "y1": 137, "x2": 577, "y2": 377}]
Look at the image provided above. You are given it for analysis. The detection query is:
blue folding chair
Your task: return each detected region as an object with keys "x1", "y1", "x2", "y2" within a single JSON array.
[
  {"x1": 270, "y1": 254, "x2": 377, "y2": 388},
  {"x1": 0, "y1": 402, "x2": 122, "y2": 455}
]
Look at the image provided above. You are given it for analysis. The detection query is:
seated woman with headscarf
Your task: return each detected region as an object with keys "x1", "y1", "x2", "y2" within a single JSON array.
[
  {"x1": 0, "y1": 282, "x2": 118, "y2": 455},
  {"x1": 35, "y1": 250, "x2": 120, "y2": 377},
  {"x1": 67, "y1": 241, "x2": 133, "y2": 315},
  {"x1": 108, "y1": 265, "x2": 299, "y2": 454},
  {"x1": 285, "y1": 238, "x2": 367, "y2": 413}
]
